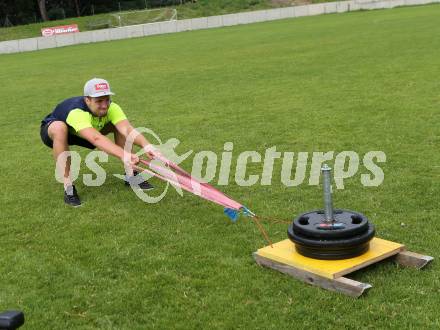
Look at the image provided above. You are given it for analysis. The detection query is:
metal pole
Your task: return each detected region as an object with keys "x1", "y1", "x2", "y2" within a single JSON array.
[{"x1": 321, "y1": 164, "x2": 334, "y2": 222}]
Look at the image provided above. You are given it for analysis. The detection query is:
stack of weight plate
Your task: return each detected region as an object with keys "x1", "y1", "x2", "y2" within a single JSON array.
[{"x1": 287, "y1": 209, "x2": 375, "y2": 260}]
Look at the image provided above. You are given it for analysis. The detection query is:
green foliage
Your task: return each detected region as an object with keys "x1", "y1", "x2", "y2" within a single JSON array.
[
  {"x1": 47, "y1": 7, "x2": 66, "y2": 21},
  {"x1": 1, "y1": 4, "x2": 440, "y2": 328},
  {"x1": 0, "y1": 0, "x2": 290, "y2": 41}
]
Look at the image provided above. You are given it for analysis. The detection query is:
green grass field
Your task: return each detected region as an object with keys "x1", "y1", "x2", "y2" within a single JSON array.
[{"x1": 1, "y1": 4, "x2": 440, "y2": 329}]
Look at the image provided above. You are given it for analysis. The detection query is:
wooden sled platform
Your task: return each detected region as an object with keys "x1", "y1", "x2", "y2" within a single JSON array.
[{"x1": 254, "y1": 237, "x2": 433, "y2": 298}]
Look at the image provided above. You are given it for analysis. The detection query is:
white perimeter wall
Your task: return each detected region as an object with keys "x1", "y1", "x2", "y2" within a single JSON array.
[{"x1": 1, "y1": 0, "x2": 439, "y2": 54}]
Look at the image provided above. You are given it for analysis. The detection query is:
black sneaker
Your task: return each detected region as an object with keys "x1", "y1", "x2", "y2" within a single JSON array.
[
  {"x1": 64, "y1": 185, "x2": 81, "y2": 207},
  {"x1": 125, "y1": 172, "x2": 154, "y2": 190}
]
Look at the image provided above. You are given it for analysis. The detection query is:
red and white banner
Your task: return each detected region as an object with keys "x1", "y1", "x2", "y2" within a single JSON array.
[{"x1": 41, "y1": 24, "x2": 79, "y2": 37}]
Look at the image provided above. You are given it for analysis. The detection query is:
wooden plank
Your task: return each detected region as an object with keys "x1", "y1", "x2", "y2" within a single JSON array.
[
  {"x1": 394, "y1": 250, "x2": 434, "y2": 269},
  {"x1": 332, "y1": 243, "x2": 404, "y2": 278},
  {"x1": 257, "y1": 238, "x2": 404, "y2": 279},
  {"x1": 253, "y1": 253, "x2": 371, "y2": 298}
]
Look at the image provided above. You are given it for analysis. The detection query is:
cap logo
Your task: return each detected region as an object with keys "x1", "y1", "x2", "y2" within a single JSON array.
[{"x1": 94, "y1": 83, "x2": 109, "y2": 91}]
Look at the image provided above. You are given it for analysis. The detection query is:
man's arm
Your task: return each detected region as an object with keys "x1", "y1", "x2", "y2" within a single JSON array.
[
  {"x1": 114, "y1": 119, "x2": 168, "y2": 165},
  {"x1": 114, "y1": 119, "x2": 166, "y2": 162},
  {"x1": 107, "y1": 104, "x2": 161, "y2": 159},
  {"x1": 79, "y1": 127, "x2": 138, "y2": 165},
  {"x1": 115, "y1": 119, "x2": 151, "y2": 150}
]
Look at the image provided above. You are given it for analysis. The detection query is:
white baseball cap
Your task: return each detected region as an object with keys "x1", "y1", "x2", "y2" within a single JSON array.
[{"x1": 83, "y1": 78, "x2": 115, "y2": 97}]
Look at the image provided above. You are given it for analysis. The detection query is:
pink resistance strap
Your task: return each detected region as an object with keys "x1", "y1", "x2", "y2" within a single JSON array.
[
  {"x1": 134, "y1": 152, "x2": 275, "y2": 247},
  {"x1": 132, "y1": 152, "x2": 254, "y2": 221}
]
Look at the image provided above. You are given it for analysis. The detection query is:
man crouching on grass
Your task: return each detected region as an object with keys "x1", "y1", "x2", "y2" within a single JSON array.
[{"x1": 40, "y1": 78, "x2": 155, "y2": 207}]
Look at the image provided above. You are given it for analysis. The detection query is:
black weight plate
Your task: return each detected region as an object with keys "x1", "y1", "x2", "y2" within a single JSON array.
[
  {"x1": 290, "y1": 209, "x2": 370, "y2": 239},
  {"x1": 287, "y1": 223, "x2": 375, "y2": 259},
  {"x1": 288, "y1": 222, "x2": 375, "y2": 248},
  {"x1": 294, "y1": 241, "x2": 370, "y2": 260}
]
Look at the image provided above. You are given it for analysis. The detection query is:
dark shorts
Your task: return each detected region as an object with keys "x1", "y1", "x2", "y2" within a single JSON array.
[{"x1": 40, "y1": 121, "x2": 96, "y2": 149}]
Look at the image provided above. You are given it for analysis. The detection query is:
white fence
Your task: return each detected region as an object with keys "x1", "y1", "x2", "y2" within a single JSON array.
[{"x1": 1, "y1": 0, "x2": 439, "y2": 54}]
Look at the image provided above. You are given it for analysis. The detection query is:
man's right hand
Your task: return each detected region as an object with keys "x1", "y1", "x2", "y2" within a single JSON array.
[
  {"x1": 144, "y1": 144, "x2": 169, "y2": 165},
  {"x1": 122, "y1": 153, "x2": 140, "y2": 169}
]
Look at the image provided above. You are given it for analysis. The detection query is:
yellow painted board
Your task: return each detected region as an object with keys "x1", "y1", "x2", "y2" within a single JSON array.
[{"x1": 256, "y1": 237, "x2": 404, "y2": 279}]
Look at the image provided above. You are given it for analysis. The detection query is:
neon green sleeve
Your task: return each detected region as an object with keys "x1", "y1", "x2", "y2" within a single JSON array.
[
  {"x1": 108, "y1": 102, "x2": 127, "y2": 125},
  {"x1": 66, "y1": 109, "x2": 93, "y2": 132}
]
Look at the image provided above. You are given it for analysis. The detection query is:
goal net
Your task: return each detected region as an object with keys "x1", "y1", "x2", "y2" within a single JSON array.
[{"x1": 109, "y1": 8, "x2": 177, "y2": 27}]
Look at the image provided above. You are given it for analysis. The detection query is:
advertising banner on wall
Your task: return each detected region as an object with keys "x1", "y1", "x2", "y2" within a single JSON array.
[{"x1": 41, "y1": 24, "x2": 80, "y2": 37}]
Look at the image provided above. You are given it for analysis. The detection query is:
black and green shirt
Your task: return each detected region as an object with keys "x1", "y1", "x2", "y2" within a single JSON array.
[{"x1": 41, "y1": 96, "x2": 127, "y2": 135}]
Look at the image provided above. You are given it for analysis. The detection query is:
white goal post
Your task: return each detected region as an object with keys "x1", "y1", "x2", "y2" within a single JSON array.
[{"x1": 109, "y1": 8, "x2": 177, "y2": 28}]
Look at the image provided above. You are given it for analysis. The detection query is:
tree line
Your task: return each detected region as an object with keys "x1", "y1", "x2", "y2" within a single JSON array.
[{"x1": 0, "y1": 0, "x2": 192, "y2": 26}]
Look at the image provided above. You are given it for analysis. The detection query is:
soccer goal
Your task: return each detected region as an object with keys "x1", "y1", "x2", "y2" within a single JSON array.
[{"x1": 109, "y1": 8, "x2": 177, "y2": 28}]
